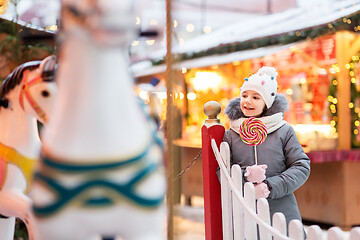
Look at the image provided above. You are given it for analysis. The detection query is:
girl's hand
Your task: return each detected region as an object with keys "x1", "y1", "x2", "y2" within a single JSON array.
[
  {"x1": 254, "y1": 182, "x2": 270, "y2": 199},
  {"x1": 244, "y1": 164, "x2": 267, "y2": 183}
]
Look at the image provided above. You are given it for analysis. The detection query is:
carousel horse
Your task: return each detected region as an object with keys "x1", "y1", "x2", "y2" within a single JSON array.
[
  {"x1": 30, "y1": 0, "x2": 167, "y2": 239},
  {"x1": 0, "y1": 55, "x2": 57, "y2": 240}
]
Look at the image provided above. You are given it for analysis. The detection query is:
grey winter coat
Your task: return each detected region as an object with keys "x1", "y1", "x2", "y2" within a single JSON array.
[{"x1": 222, "y1": 94, "x2": 310, "y2": 225}]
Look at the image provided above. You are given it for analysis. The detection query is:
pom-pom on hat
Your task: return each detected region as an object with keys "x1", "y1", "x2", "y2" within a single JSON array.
[{"x1": 240, "y1": 66, "x2": 278, "y2": 108}]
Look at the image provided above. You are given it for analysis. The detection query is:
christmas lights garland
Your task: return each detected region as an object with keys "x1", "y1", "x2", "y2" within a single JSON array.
[
  {"x1": 349, "y1": 56, "x2": 360, "y2": 148},
  {"x1": 328, "y1": 57, "x2": 360, "y2": 148},
  {"x1": 328, "y1": 75, "x2": 338, "y2": 131}
]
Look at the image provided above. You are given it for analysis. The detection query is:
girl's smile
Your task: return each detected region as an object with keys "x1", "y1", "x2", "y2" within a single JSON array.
[{"x1": 241, "y1": 90, "x2": 266, "y2": 117}]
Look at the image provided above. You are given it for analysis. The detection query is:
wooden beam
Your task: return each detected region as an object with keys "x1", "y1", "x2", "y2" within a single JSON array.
[
  {"x1": 347, "y1": 34, "x2": 360, "y2": 62},
  {"x1": 336, "y1": 31, "x2": 351, "y2": 150}
]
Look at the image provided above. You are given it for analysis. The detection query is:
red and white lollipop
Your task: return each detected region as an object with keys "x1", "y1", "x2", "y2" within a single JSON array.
[{"x1": 239, "y1": 117, "x2": 268, "y2": 165}]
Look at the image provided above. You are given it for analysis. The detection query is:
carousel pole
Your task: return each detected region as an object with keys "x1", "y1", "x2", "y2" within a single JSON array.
[{"x1": 165, "y1": 0, "x2": 175, "y2": 239}]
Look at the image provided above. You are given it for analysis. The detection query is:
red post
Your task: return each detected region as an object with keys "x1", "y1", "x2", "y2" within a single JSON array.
[{"x1": 201, "y1": 101, "x2": 225, "y2": 240}]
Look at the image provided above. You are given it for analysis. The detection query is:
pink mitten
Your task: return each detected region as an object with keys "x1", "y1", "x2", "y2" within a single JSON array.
[
  {"x1": 244, "y1": 164, "x2": 267, "y2": 183},
  {"x1": 254, "y1": 182, "x2": 270, "y2": 199}
]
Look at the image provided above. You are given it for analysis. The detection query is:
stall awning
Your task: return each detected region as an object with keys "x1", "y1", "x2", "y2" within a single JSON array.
[{"x1": 132, "y1": 43, "x2": 294, "y2": 77}]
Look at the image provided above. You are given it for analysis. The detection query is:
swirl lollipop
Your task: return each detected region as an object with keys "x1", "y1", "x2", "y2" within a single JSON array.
[{"x1": 239, "y1": 117, "x2": 267, "y2": 164}]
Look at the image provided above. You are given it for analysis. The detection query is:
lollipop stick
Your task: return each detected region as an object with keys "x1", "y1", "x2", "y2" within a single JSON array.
[{"x1": 254, "y1": 145, "x2": 258, "y2": 165}]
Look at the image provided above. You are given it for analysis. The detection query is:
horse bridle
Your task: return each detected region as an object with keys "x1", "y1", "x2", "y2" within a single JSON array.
[{"x1": 19, "y1": 70, "x2": 48, "y2": 124}]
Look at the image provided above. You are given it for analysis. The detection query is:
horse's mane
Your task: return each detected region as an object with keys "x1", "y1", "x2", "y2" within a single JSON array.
[{"x1": 0, "y1": 61, "x2": 41, "y2": 99}]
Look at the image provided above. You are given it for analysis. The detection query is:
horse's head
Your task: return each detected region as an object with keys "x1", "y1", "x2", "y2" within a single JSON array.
[
  {"x1": 61, "y1": 0, "x2": 136, "y2": 46},
  {"x1": 0, "y1": 55, "x2": 58, "y2": 124}
]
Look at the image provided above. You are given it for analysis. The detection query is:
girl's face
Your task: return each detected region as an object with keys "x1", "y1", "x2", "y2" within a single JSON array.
[{"x1": 240, "y1": 90, "x2": 266, "y2": 117}]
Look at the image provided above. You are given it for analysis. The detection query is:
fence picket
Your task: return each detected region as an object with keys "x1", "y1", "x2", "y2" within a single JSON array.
[
  {"x1": 257, "y1": 198, "x2": 272, "y2": 240},
  {"x1": 220, "y1": 143, "x2": 231, "y2": 174},
  {"x1": 231, "y1": 165, "x2": 245, "y2": 240},
  {"x1": 350, "y1": 227, "x2": 360, "y2": 240},
  {"x1": 327, "y1": 227, "x2": 343, "y2": 240},
  {"x1": 221, "y1": 170, "x2": 233, "y2": 240},
  {"x1": 288, "y1": 220, "x2": 304, "y2": 240},
  {"x1": 220, "y1": 143, "x2": 233, "y2": 240},
  {"x1": 244, "y1": 183, "x2": 257, "y2": 240},
  {"x1": 273, "y1": 213, "x2": 287, "y2": 240},
  {"x1": 306, "y1": 225, "x2": 322, "y2": 240}
]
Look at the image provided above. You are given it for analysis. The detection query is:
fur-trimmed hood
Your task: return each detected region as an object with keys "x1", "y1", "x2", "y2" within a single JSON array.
[{"x1": 224, "y1": 94, "x2": 288, "y2": 121}]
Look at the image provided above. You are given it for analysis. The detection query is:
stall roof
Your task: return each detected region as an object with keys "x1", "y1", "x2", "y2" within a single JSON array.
[
  {"x1": 132, "y1": 43, "x2": 294, "y2": 77},
  {"x1": 0, "y1": 15, "x2": 55, "y2": 41},
  {"x1": 175, "y1": 0, "x2": 360, "y2": 55},
  {"x1": 132, "y1": 0, "x2": 360, "y2": 77}
]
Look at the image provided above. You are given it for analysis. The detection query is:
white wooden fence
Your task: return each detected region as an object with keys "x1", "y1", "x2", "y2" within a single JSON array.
[{"x1": 211, "y1": 139, "x2": 360, "y2": 240}]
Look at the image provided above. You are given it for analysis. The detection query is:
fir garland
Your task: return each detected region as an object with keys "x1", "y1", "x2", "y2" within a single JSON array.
[
  {"x1": 350, "y1": 56, "x2": 360, "y2": 148},
  {"x1": 151, "y1": 10, "x2": 360, "y2": 66},
  {"x1": 328, "y1": 75, "x2": 338, "y2": 131},
  {"x1": 0, "y1": 18, "x2": 55, "y2": 82}
]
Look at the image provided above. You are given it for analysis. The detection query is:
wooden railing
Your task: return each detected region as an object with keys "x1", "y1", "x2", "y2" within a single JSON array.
[{"x1": 201, "y1": 101, "x2": 360, "y2": 240}]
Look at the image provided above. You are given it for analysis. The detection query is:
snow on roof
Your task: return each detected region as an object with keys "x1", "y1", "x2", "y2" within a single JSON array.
[
  {"x1": 175, "y1": 0, "x2": 360, "y2": 54},
  {"x1": 0, "y1": 15, "x2": 55, "y2": 35}
]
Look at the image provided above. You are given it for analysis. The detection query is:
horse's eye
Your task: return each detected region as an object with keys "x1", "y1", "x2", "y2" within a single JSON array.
[{"x1": 41, "y1": 90, "x2": 50, "y2": 97}]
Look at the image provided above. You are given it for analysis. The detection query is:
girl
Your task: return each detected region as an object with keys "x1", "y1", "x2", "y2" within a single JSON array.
[{"x1": 223, "y1": 66, "x2": 310, "y2": 226}]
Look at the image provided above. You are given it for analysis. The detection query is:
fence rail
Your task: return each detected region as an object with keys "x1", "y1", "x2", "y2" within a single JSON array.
[{"x1": 210, "y1": 138, "x2": 360, "y2": 240}]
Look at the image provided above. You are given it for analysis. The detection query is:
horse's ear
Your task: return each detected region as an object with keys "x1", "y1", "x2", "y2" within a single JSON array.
[
  {"x1": 0, "y1": 98, "x2": 9, "y2": 109},
  {"x1": 41, "y1": 55, "x2": 57, "y2": 72},
  {"x1": 41, "y1": 55, "x2": 57, "y2": 82}
]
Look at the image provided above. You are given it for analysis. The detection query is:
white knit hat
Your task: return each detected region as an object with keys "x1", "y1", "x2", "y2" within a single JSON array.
[{"x1": 240, "y1": 66, "x2": 278, "y2": 108}]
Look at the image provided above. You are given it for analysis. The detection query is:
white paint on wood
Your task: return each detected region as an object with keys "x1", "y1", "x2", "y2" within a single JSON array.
[
  {"x1": 211, "y1": 139, "x2": 360, "y2": 240},
  {"x1": 257, "y1": 198, "x2": 271, "y2": 240},
  {"x1": 244, "y1": 183, "x2": 257, "y2": 240},
  {"x1": 288, "y1": 220, "x2": 304, "y2": 240},
  {"x1": 231, "y1": 165, "x2": 245, "y2": 240}
]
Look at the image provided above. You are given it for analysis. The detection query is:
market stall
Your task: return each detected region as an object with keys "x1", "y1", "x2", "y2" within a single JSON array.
[{"x1": 132, "y1": 0, "x2": 360, "y2": 229}]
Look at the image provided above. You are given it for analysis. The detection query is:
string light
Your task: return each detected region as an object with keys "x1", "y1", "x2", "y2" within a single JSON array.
[
  {"x1": 203, "y1": 25, "x2": 212, "y2": 34},
  {"x1": 187, "y1": 92, "x2": 197, "y2": 100},
  {"x1": 232, "y1": 60, "x2": 240, "y2": 66},
  {"x1": 329, "y1": 76, "x2": 338, "y2": 130},
  {"x1": 146, "y1": 40, "x2": 155, "y2": 45},
  {"x1": 186, "y1": 24, "x2": 195, "y2": 33},
  {"x1": 349, "y1": 55, "x2": 360, "y2": 147},
  {"x1": 150, "y1": 19, "x2": 158, "y2": 26},
  {"x1": 132, "y1": 41, "x2": 139, "y2": 46}
]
